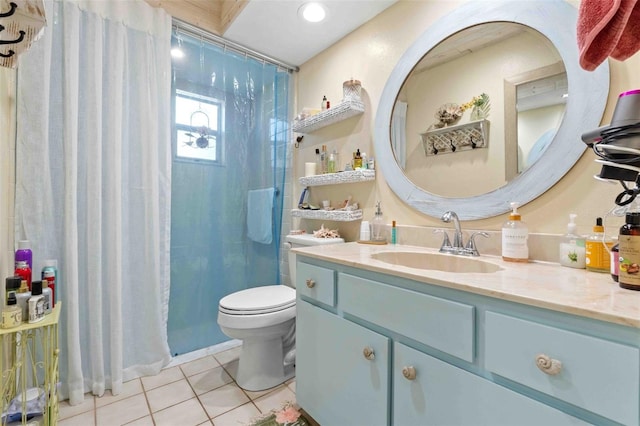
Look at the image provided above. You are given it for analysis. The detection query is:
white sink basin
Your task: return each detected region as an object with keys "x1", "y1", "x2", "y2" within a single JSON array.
[{"x1": 371, "y1": 251, "x2": 502, "y2": 274}]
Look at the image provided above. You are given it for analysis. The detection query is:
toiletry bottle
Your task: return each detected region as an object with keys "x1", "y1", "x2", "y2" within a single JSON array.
[
  {"x1": 5, "y1": 276, "x2": 21, "y2": 305},
  {"x1": 361, "y1": 152, "x2": 368, "y2": 169},
  {"x1": 315, "y1": 148, "x2": 321, "y2": 173},
  {"x1": 15, "y1": 240, "x2": 32, "y2": 270},
  {"x1": 371, "y1": 201, "x2": 385, "y2": 242},
  {"x1": 320, "y1": 145, "x2": 328, "y2": 174},
  {"x1": 585, "y1": 217, "x2": 612, "y2": 273},
  {"x1": 42, "y1": 279, "x2": 52, "y2": 314},
  {"x1": 559, "y1": 213, "x2": 586, "y2": 269},
  {"x1": 611, "y1": 243, "x2": 620, "y2": 282},
  {"x1": 321, "y1": 95, "x2": 328, "y2": 111},
  {"x1": 368, "y1": 156, "x2": 375, "y2": 170},
  {"x1": 501, "y1": 202, "x2": 529, "y2": 262},
  {"x1": 2, "y1": 293, "x2": 21, "y2": 329},
  {"x1": 618, "y1": 212, "x2": 640, "y2": 291},
  {"x1": 391, "y1": 220, "x2": 397, "y2": 244},
  {"x1": 28, "y1": 280, "x2": 45, "y2": 323},
  {"x1": 353, "y1": 149, "x2": 363, "y2": 169},
  {"x1": 328, "y1": 150, "x2": 337, "y2": 173},
  {"x1": 360, "y1": 221, "x2": 370, "y2": 241},
  {"x1": 14, "y1": 260, "x2": 32, "y2": 291},
  {"x1": 16, "y1": 280, "x2": 31, "y2": 322},
  {"x1": 41, "y1": 259, "x2": 57, "y2": 307}
]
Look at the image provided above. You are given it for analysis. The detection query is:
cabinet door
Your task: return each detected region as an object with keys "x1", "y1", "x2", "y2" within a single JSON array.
[
  {"x1": 393, "y1": 343, "x2": 588, "y2": 426},
  {"x1": 297, "y1": 300, "x2": 390, "y2": 426}
]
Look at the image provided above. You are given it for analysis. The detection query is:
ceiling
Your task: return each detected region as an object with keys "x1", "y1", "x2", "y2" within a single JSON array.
[{"x1": 149, "y1": 0, "x2": 397, "y2": 67}]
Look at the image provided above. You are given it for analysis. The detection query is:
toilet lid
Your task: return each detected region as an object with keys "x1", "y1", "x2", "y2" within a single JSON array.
[{"x1": 219, "y1": 285, "x2": 295, "y2": 315}]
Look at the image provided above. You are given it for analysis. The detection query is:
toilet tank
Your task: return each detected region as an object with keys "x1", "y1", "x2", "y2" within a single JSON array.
[{"x1": 284, "y1": 234, "x2": 345, "y2": 287}]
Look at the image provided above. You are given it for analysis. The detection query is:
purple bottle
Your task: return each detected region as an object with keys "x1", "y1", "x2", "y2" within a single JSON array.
[{"x1": 15, "y1": 240, "x2": 33, "y2": 270}]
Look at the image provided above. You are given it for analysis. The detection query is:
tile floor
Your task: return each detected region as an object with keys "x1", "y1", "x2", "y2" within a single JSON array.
[{"x1": 58, "y1": 344, "x2": 297, "y2": 426}]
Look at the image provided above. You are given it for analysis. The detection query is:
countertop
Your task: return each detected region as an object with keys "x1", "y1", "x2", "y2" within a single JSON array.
[{"x1": 292, "y1": 242, "x2": 640, "y2": 329}]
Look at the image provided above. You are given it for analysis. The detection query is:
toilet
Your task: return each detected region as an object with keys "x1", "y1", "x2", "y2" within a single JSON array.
[{"x1": 217, "y1": 233, "x2": 344, "y2": 391}]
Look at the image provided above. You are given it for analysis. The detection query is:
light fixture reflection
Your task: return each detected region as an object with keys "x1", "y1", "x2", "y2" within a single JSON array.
[
  {"x1": 171, "y1": 47, "x2": 184, "y2": 59},
  {"x1": 299, "y1": 2, "x2": 327, "y2": 23}
]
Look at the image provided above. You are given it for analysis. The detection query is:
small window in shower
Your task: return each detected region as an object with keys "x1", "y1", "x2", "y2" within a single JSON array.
[{"x1": 174, "y1": 89, "x2": 224, "y2": 163}]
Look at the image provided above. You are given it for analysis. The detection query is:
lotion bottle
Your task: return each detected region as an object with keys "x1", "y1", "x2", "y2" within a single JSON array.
[
  {"x1": 501, "y1": 202, "x2": 529, "y2": 262},
  {"x1": 371, "y1": 201, "x2": 385, "y2": 242},
  {"x1": 559, "y1": 213, "x2": 586, "y2": 269}
]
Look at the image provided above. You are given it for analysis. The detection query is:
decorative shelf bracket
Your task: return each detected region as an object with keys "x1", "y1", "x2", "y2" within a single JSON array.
[{"x1": 421, "y1": 119, "x2": 490, "y2": 156}]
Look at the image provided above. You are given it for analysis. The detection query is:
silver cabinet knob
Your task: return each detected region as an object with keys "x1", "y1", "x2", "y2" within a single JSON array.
[
  {"x1": 535, "y1": 353, "x2": 562, "y2": 375},
  {"x1": 363, "y1": 346, "x2": 375, "y2": 360},
  {"x1": 402, "y1": 366, "x2": 416, "y2": 380},
  {"x1": 305, "y1": 279, "x2": 315, "y2": 288}
]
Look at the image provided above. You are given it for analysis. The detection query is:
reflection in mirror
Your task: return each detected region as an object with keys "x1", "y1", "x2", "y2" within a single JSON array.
[
  {"x1": 374, "y1": 0, "x2": 609, "y2": 220},
  {"x1": 393, "y1": 23, "x2": 566, "y2": 198}
]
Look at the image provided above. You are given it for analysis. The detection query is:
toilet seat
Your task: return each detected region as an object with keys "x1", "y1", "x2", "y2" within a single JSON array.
[{"x1": 219, "y1": 285, "x2": 295, "y2": 315}]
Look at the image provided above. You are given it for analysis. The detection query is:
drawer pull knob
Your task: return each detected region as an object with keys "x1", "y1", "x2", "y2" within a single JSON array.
[
  {"x1": 535, "y1": 353, "x2": 562, "y2": 375},
  {"x1": 305, "y1": 279, "x2": 315, "y2": 288},
  {"x1": 402, "y1": 366, "x2": 417, "y2": 380},
  {"x1": 363, "y1": 346, "x2": 375, "y2": 360}
]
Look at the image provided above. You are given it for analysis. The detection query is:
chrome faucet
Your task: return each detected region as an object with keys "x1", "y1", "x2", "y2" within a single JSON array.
[
  {"x1": 441, "y1": 211, "x2": 464, "y2": 250},
  {"x1": 438, "y1": 210, "x2": 489, "y2": 256}
]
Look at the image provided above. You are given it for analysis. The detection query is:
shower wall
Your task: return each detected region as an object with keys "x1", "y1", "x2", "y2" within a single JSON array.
[{"x1": 168, "y1": 30, "x2": 292, "y2": 356}]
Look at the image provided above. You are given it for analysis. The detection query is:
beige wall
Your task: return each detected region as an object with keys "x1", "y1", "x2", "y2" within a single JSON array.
[{"x1": 292, "y1": 0, "x2": 639, "y2": 240}]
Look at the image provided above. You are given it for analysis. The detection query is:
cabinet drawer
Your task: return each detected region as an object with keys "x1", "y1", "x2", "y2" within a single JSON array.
[
  {"x1": 485, "y1": 311, "x2": 639, "y2": 426},
  {"x1": 296, "y1": 262, "x2": 336, "y2": 306},
  {"x1": 339, "y1": 273, "x2": 474, "y2": 362}
]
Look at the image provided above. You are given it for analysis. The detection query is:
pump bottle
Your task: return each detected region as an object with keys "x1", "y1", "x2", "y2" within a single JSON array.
[
  {"x1": 559, "y1": 213, "x2": 586, "y2": 269},
  {"x1": 371, "y1": 201, "x2": 386, "y2": 242},
  {"x1": 501, "y1": 202, "x2": 529, "y2": 262}
]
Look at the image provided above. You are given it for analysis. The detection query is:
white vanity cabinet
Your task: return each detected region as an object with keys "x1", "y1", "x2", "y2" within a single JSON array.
[{"x1": 295, "y1": 255, "x2": 637, "y2": 425}]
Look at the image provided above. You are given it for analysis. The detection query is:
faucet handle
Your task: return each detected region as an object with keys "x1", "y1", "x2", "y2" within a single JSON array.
[
  {"x1": 465, "y1": 231, "x2": 489, "y2": 256},
  {"x1": 434, "y1": 229, "x2": 453, "y2": 253}
]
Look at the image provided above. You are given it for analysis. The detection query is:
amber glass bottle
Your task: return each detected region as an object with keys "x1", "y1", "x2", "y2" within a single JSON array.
[{"x1": 618, "y1": 212, "x2": 640, "y2": 291}]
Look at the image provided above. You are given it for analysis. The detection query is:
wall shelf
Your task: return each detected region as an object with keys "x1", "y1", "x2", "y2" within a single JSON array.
[
  {"x1": 299, "y1": 169, "x2": 375, "y2": 187},
  {"x1": 421, "y1": 119, "x2": 490, "y2": 156},
  {"x1": 292, "y1": 209, "x2": 363, "y2": 222},
  {"x1": 292, "y1": 99, "x2": 365, "y2": 134}
]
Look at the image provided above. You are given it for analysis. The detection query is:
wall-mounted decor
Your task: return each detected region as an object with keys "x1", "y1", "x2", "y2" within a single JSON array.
[
  {"x1": 421, "y1": 119, "x2": 490, "y2": 156},
  {"x1": 0, "y1": 0, "x2": 46, "y2": 68}
]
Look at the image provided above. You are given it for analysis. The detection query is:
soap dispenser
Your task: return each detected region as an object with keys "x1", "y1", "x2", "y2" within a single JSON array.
[
  {"x1": 501, "y1": 202, "x2": 529, "y2": 262},
  {"x1": 371, "y1": 201, "x2": 386, "y2": 242},
  {"x1": 559, "y1": 213, "x2": 586, "y2": 269}
]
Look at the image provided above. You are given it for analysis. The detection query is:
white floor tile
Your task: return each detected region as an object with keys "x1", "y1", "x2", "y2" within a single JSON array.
[
  {"x1": 95, "y1": 393, "x2": 150, "y2": 426},
  {"x1": 198, "y1": 382, "x2": 250, "y2": 418},
  {"x1": 140, "y1": 366, "x2": 185, "y2": 391},
  {"x1": 212, "y1": 402, "x2": 261, "y2": 426},
  {"x1": 253, "y1": 385, "x2": 296, "y2": 415},
  {"x1": 187, "y1": 365, "x2": 233, "y2": 395},
  {"x1": 124, "y1": 415, "x2": 155, "y2": 426},
  {"x1": 58, "y1": 393, "x2": 95, "y2": 420},
  {"x1": 213, "y1": 346, "x2": 241, "y2": 366},
  {"x1": 95, "y1": 378, "x2": 143, "y2": 408},
  {"x1": 58, "y1": 409, "x2": 95, "y2": 426},
  {"x1": 146, "y1": 378, "x2": 195, "y2": 413},
  {"x1": 180, "y1": 355, "x2": 220, "y2": 377},
  {"x1": 152, "y1": 398, "x2": 209, "y2": 426}
]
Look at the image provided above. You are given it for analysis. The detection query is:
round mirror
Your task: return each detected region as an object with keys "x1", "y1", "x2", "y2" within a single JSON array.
[{"x1": 375, "y1": 0, "x2": 609, "y2": 220}]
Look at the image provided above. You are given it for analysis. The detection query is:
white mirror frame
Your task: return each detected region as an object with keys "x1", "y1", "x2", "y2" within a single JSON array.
[{"x1": 374, "y1": 0, "x2": 609, "y2": 220}]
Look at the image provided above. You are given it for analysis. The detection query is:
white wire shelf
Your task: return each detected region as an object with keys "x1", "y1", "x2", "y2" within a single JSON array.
[
  {"x1": 292, "y1": 99, "x2": 365, "y2": 134},
  {"x1": 299, "y1": 169, "x2": 375, "y2": 187},
  {"x1": 291, "y1": 209, "x2": 363, "y2": 221}
]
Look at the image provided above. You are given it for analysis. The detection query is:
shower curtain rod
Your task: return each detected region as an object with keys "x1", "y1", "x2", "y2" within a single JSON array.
[{"x1": 172, "y1": 19, "x2": 299, "y2": 74}]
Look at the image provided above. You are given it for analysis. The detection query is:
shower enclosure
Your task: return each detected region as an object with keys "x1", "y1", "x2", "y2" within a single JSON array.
[{"x1": 168, "y1": 25, "x2": 293, "y2": 355}]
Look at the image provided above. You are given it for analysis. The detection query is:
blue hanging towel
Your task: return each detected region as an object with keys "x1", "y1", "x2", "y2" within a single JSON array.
[{"x1": 247, "y1": 188, "x2": 275, "y2": 244}]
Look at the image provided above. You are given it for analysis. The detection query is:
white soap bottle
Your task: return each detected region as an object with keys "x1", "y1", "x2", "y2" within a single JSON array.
[
  {"x1": 502, "y1": 202, "x2": 529, "y2": 262},
  {"x1": 559, "y1": 213, "x2": 586, "y2": 269}
]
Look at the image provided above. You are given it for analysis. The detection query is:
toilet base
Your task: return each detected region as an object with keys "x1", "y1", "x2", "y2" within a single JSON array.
[{"x1": 236, "y1": 337, "x2": 295, "y2": 391}]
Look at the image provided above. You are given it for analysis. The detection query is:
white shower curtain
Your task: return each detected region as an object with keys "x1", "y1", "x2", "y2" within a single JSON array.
[{"x1": 16, "y1": 0, "x2": 172, "y2": 404}]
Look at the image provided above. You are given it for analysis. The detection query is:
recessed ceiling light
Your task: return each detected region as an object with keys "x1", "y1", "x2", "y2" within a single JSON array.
[{"x1": 299, "y1": 2, "x2": 327, "y2": 23}]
